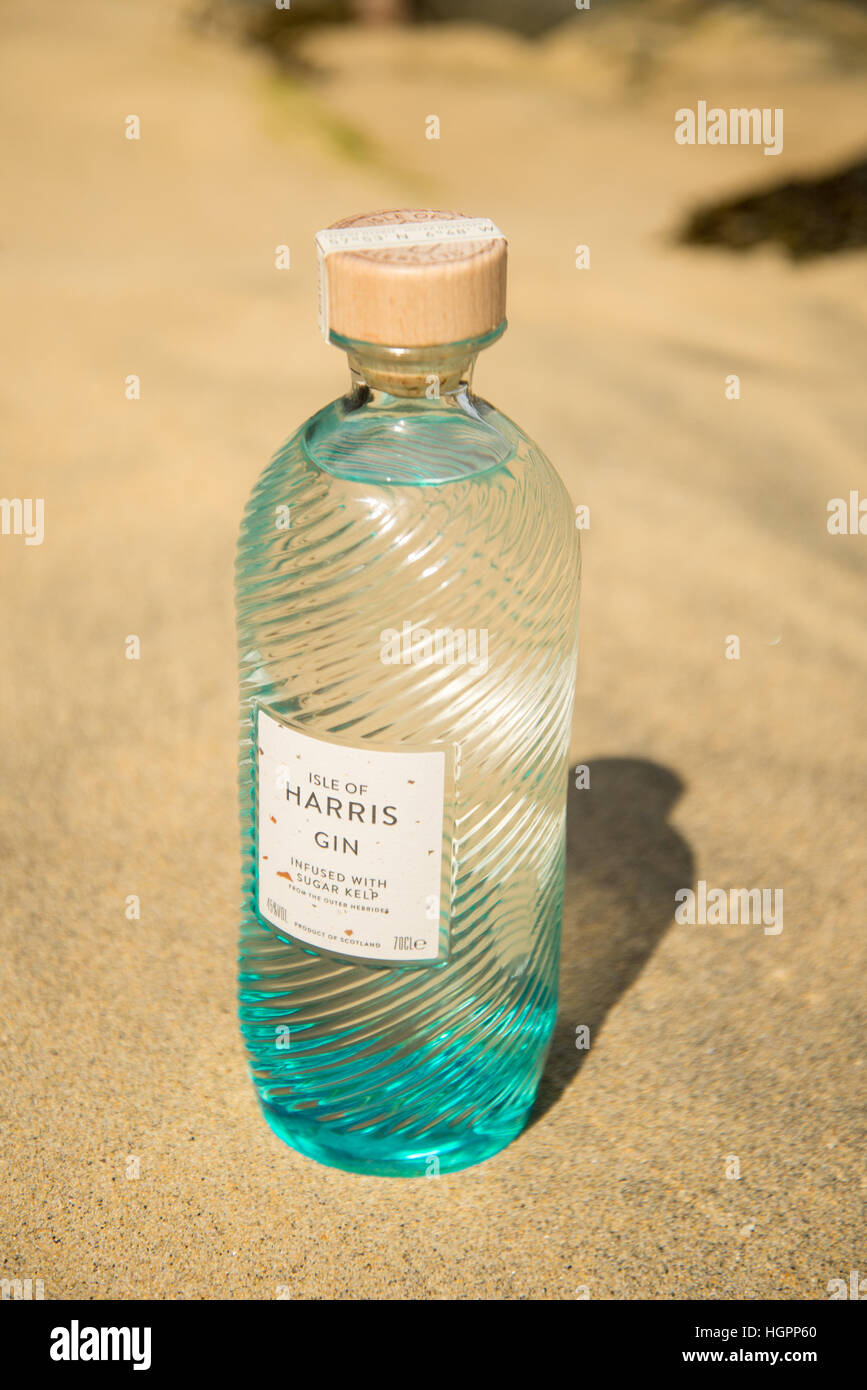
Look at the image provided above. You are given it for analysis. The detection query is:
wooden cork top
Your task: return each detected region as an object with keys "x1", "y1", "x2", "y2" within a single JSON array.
[{"x1": 317, "y1": 209, "x2": 507, "y2": 348}]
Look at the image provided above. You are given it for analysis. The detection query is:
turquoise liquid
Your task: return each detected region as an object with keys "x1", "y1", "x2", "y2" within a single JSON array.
[{"x1": 236, "y1": 353, "x2": 580, "y2": 1175}]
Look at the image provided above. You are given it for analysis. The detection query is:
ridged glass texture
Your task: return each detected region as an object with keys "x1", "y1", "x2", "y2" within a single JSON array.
[{"x1": 236, "y1": 354, "x2": 581, "y2": 1175}]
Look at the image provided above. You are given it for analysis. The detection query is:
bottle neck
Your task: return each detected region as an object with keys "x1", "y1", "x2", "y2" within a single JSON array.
[
  {"x1": 304, "y1": 321, "x2": 515, "y2": 484},
  {"x1": 331, "y1": 325, "x2": 505, "y2": 400}
]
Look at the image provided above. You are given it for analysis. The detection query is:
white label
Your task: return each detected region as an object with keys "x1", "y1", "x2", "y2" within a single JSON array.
[
  {"x1": 314, "y1": 216, "x2": 505, "y2": 341},
  {"x1": 256, "y1": 708, "x2": 450, "y2": 964}
]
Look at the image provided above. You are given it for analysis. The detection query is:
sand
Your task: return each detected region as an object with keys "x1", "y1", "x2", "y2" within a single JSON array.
[{"x1": 1, "y1": 0, "x2": 865, "y2": 1298}]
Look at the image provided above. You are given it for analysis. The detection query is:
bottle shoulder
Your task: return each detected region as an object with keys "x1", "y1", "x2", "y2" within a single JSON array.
[
  {"x1": 236, "y1": 392, "x2": 580, "y2": 617},
  {"x1": 250, "y1": 391, "x2": 566, "y2": 490},
  {"x1": 297, "y1": 389, "x2": 558, "y2": 487},
  {"x1": 237, "y1": 390, "x2": 577, "y2": 562}
]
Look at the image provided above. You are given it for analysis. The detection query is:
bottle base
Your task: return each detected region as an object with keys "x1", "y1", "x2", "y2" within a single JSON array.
[{"x1": 259, "y1": 1099, "x2": 529, "y2": 1177}]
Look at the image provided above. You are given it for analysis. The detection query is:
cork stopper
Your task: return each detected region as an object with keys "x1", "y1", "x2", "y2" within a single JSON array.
[{"x1": 318, "y1": 209, "x2": 507, "y2": 348}]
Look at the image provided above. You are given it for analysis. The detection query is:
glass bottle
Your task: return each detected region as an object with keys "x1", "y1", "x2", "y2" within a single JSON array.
[{"x1": 236, "y1": 211, "x2": 581, "y2": 1175}]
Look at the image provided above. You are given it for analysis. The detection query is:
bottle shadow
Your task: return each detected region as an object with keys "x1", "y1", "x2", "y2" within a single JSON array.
[{"x1": 530, "y1": 757, "x2": 694, "y2": 1125}]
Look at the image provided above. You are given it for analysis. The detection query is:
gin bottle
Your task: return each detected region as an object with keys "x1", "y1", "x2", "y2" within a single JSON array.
[{"x1": 236, "y1": 210, "x2": 581, "y2": 1175}]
